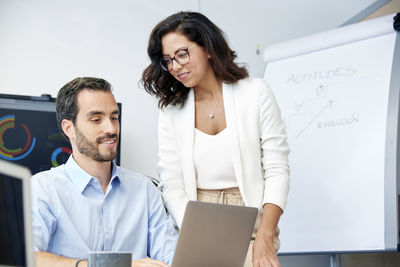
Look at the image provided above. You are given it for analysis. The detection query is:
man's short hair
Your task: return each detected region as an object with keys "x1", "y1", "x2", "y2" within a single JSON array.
[{"x1": 56, "y1": 77, "x2": 112, "y2": 140}]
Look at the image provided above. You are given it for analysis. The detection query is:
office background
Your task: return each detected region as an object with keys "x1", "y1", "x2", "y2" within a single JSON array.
[{"x1": 1, "y1": 0, "x2": 399, "y2": 266}]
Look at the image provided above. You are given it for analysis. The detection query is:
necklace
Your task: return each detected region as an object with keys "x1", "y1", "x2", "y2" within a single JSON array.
[{"x1": 208, "y1": 91, "x2": 220, "y2": 119}]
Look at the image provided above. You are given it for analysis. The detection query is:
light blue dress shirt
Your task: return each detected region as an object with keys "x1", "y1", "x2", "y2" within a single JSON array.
[{"x1": 31, "y1": 156, "x2": 177, "y2": 264}]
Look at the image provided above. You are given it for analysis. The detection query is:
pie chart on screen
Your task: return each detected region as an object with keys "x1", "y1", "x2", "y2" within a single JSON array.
[
  {"x1": 51, "y1": 146, "x2": 72, "y2": 167},
  {"x1": 0, "y1": 115, "x2": 36, "y2": 161}
]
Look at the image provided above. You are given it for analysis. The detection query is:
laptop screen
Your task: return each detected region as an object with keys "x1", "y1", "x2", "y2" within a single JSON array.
[{"x1": 0, "y1": 160, "x2": 33, "y2": 267}]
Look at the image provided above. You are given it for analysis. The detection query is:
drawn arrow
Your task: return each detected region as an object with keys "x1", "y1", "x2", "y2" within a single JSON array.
[{"x1": 296, "y1": 100, "x2": 333, "y2": 138}]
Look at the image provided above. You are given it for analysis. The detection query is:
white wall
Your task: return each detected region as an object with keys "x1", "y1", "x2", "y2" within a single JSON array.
[{"x1": 199, "y1": 0, "x2": 379, "y2": 77}]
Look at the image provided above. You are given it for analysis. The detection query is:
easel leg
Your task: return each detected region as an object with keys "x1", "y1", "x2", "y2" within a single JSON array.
[{"x1": 330, "y1": 254, "x2": 342, "y2": 267}]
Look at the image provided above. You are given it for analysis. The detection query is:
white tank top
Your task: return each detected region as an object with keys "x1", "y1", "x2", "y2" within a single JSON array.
[{"x1": 193, "y1": 128, "x2": 238, "y2": 189}]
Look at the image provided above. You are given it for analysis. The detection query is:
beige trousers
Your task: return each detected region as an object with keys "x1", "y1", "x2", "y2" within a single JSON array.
[{"x1": 197, "y1": 188, "x2": 280, "y2": 267}]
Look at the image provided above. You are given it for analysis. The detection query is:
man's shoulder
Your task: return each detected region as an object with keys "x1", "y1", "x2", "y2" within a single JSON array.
[
  {"x1": 116, "y1": 166, "x2": 158, "y2": 188},
  {"x1": 115, "y1": 166, "x2": 145, "y2": 180},
  {"x1": 31, "y1": 165, "x2": 68, "y2": 187},
  {"x1": 32, "y1": 164, "x2": 66, "y2": 181}
]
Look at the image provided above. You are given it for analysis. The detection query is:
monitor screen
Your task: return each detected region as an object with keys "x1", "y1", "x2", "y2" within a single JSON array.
[
  {"x1": 0, "y1": 94, "x2": 121, "y2": 175},
  {"x1": 0, "y1": 160, "x2": 33, "y2": 267}
]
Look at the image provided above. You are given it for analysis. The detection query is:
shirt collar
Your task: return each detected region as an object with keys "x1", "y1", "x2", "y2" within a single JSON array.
[
  {"x1": 65, "y1": 155, "x2": 120, "y2": 193},
  {"x1": 110, "y1": 161, "x2": 120, "y2": 185}
]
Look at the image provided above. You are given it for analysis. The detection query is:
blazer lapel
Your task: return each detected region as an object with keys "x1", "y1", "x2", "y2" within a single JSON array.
[
  {"x1": 223, "y1": 83, "x2": 245, "y2": 191},
  {"x1": 177, "y1": 89, "x2": 197, "y2": 200}
]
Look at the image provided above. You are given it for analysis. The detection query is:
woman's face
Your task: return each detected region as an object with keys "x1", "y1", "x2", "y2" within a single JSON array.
[{"x1": 161, "y1": 31, "x2": 214, "y2": 89}]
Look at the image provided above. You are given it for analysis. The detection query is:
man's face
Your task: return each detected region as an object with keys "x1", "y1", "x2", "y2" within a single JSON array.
[{"x1": 71, "y1": 90, "x2": 120, "y2": 162}]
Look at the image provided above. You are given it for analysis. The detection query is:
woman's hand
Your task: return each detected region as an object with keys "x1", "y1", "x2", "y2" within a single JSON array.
[
  {"x1": 252, "y1": 230, "x2": 280, "y2": 267},
  {"x1": 252, "y1": 203, "x2": 282, "y2": 267}
]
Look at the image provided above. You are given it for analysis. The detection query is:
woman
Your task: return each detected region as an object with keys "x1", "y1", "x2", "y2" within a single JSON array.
[{"x1": 142, "y1": 11, "x2": 289, "y2": 267}]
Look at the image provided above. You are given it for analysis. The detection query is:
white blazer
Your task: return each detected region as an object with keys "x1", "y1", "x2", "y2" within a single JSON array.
[{"x1": 158, "y1": 78, "x2": 290, "y2": 228}]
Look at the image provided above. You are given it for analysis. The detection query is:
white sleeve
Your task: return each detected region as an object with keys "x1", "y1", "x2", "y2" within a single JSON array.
[
  {"x1": 258, "y1": 81, "x2": 290, "y2": 211},
  {"x1": 157, "y1": 109, "x2": 189, "y2": 228}
]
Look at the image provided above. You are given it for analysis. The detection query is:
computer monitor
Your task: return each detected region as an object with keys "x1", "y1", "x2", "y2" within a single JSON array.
[
  {"x1": 0, "y1": 159, "x2": 34, "y2": 267},
  {"x1": 0, "y1": 94, "x2": 122, "y2": 175}
]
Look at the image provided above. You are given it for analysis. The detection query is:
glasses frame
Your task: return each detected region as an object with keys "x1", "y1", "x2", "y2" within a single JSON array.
[{"x1": 160, "y1": 44, "x2": 197, "y2": 71}]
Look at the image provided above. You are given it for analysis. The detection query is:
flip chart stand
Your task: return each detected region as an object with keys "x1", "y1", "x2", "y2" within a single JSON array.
[{"x1": 330, "y1": 254, "x2": 342, "y2": 267}]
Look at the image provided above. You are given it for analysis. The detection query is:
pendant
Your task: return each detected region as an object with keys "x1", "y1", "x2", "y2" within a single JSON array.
[{"x1": 209, "y1": 114, "x2": 214, "y2": 119}]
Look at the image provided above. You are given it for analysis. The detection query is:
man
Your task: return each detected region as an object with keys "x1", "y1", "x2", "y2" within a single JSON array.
[{"x1": 31, "y1": 77, "x2": 177, "y2": 267}]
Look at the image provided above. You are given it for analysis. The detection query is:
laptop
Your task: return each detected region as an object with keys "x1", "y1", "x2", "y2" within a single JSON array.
[
  {"x1": 0, "y1": 160, "x2": 34, "y2": 267},
  {"x1": 172, "y1": 201, "x2": 258, "y2": 267}
]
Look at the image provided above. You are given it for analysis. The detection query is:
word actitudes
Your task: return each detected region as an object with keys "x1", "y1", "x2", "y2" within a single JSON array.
[
  {"x1": 287, "y1": 66, "x2": 356, "y2": 84},
  {"x1": 317, "y1": 113, "x2": 359, "y2": 128}
]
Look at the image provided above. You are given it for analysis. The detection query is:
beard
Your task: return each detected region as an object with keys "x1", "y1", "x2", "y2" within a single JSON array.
[{"x1": 75, "y1": 127, "x2": 118, "y2": 162}]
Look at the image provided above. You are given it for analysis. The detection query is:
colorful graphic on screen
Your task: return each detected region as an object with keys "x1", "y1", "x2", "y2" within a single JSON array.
[
  {"x1": 0, "y1": 115, "x2": 36, "y2": 161},
  {"x1": 51, "y1": 147, "x2": 72, "y2": 167}
]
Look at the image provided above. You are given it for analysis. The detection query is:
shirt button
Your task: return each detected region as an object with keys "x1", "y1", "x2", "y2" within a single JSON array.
[{"x1": 106, "y1": 229, "x2": 110, "y2": 233}]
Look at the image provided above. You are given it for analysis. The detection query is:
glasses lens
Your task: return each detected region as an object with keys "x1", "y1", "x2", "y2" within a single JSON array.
[
  {"x1": 175, "y1": 50, "x2": 190, "y2": 66},
  {"x1": 159, "y1": 48, "x2": 191, "y2": 71}
]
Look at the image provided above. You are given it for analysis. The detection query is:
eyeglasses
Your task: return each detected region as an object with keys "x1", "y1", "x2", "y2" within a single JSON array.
[{"x1": 160, "y1": 44, "x2": 197, "y2": 71}]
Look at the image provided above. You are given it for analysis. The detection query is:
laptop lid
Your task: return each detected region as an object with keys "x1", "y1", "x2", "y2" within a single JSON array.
[
  {"x1": 0, "y1": 160, "x2": 34, "y2": 267},
  {"x1": 172, "y1": 201, "x2": 258, "y2": 267}
]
